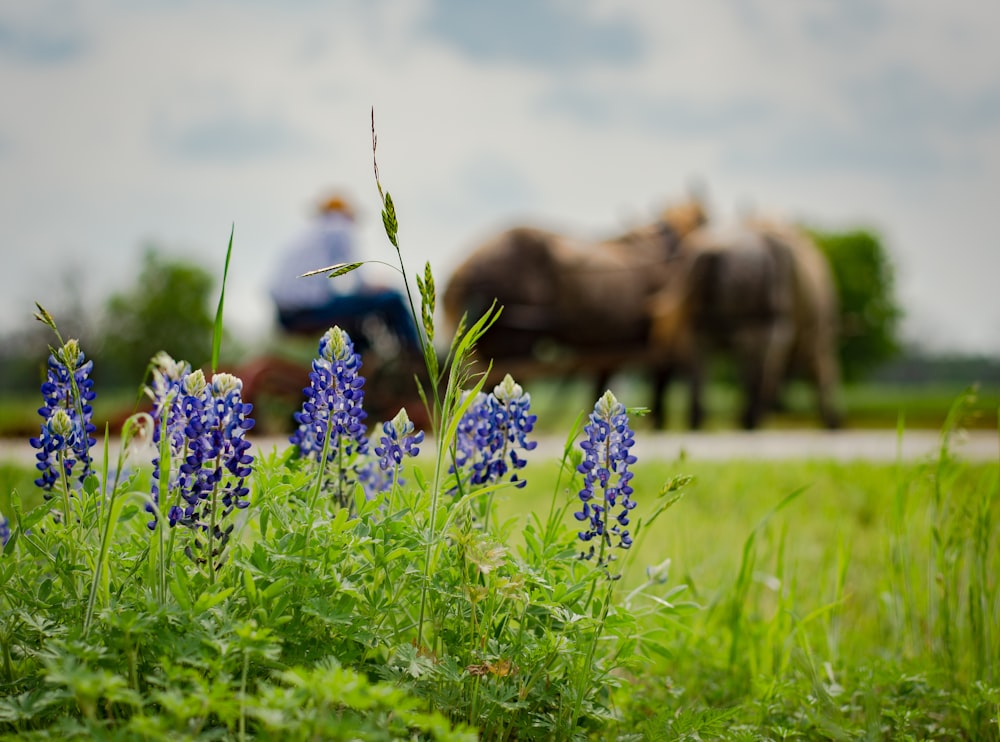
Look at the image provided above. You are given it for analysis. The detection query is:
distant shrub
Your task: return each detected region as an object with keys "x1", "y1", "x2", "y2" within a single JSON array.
[
  {"x1": 808, "y1": 227, "x2": 903, "y2": 382},
  {"x1": 99, "y1": 248, "x2": 216, "y2": 387}
]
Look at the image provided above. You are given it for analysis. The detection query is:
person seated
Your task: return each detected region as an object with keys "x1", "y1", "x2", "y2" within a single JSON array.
[{"x1": 268, "y1": 193, "x2": 421, "y2": 355}]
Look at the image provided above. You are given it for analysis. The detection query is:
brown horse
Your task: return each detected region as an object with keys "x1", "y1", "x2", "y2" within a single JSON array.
[
  {"x1": 442, "y1": 201, "x2": 707, "y2": 427},
  {"x1": 647, "y1": 218, "x2": 840, "y2": 429}
]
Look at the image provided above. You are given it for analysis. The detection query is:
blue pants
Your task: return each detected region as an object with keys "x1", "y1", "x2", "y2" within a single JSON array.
[{"x1": 277, "y1": 290, "x2": 421, "y2": 353}]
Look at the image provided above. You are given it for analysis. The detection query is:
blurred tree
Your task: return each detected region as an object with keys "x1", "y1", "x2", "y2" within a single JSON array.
[
  {"x1": 99, "y1": 248, "x2": 215, "y2": 388},
  {"x1": 807, "y1": 227, "x2": 903, "y2": 382}
]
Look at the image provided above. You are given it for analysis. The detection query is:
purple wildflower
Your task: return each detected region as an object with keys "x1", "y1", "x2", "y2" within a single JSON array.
[
  {"x1": 144, "y1": 359, "x2": 255, "y2": 571},
  {"x1": 452, "y1": 374, "x2": 537, "y2": 490},
  {"x1": 290, "y1": 327, "x2": 370, "y2": 506},
  {"x1": 147, "y1": 353, "x2": 192, "y2": 528},
  {"x1": 173, "y1": 373, "x2": 255, "y2": 525},
  {"x1": 369, "y1": 408, "x2": 424, "y2": 496},
  {"x1": 574, "y1": 390, "x2": 637, "y2": 561},
  {"x1": 0, "y1": 514, "x2": 9, "y2": 549},
  {"x1": 291, "y1": 327, "x2": 369, "y2": 457},
  {"x1": 29, "y1": 339, "x2": 96, "y2": 497}
]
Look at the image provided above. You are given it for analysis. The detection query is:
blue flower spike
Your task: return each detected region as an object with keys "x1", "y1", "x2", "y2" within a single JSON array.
[
  {"x1": 174, "y1": 370, "x2": 255, "y2": 570},
  {"x1": 147, "y1": 352, "x2": 193, "y2": 528},
  {"x1": 291, "y1": 326, "x2": 371, "y2": 508},
  {"x1": 144, "y1": 358, "x2": 255, "y2": 574},
  {"x1": 376, "y1": 408, "x2": 424, "y2": 481},
  {"x1": 29, "y1": 338, "x2": 97, "y2": 516},
  {"x1": 291, "y1": 326, "x2": 369, "y2": 462},
  {"x1": 574, "y1": 390, "x2": 638, "y2": 564},
  {"x1": 452, "y1": 373, "x2": 537, "y2": 490}
]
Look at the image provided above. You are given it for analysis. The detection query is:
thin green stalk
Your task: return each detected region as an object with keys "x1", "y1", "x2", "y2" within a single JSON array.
[
  {"x1": 543, "y1": 415, "x2": 585, "y2": 550},
  {"x1": 568, "y1": 582, "x2": 612, "y2": 734},
  {"x1": 155, "y1": 394, "x2": 175, "y2": 604},
  {"x1": 57, "y1": 449, "x2": 73, "y2": 529},
  {"x1": 84, "y1": 426, "x2": 126, "y2": 634},
  {"x1": 301, "y1": 409, "x2": 336, "y2": 564},
  {"x1": 371, "y1": 111, "x2": 501, "y2": 650},
  {"x1": 417, "y1": 425, "x2": 450, "y2": 648},
  {"x1": 239, "y1": 650, "x2": 249, "y2": 742}
]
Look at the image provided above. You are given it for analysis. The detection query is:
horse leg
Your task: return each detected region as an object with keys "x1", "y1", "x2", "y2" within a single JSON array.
[
  {"x1": 687, "y1": 345, "x2": 707, "y2": 431},
  {"x1": 649, "y1": 364, "x2": 673, "y2": 430},
  {"x1": 593, "y1": 368, "x2": 613, "y2": 402},
  {"x1": 811, "y1": 335, "x2": 842, "y2": 429},
  {"x1": 737, "y1": 318, "x2": 793, "y2": 430}
]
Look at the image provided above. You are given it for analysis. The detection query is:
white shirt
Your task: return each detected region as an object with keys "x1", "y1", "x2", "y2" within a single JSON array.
[{"x1": 269, "y1": 212, "x2": 363, "y2": 311}]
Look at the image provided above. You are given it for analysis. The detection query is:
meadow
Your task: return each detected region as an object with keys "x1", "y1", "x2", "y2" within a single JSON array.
[
  {"x1": 1, "y1": 395, "x2": 998, "y2": 739},
  {"x1": 1, "y1": 136, "x2": 997, "y2": 740}
]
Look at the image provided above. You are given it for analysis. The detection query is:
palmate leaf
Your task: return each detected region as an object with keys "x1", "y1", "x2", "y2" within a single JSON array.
[{"x1": 0, "y1": 687, "x2": 71, "y2": 722}]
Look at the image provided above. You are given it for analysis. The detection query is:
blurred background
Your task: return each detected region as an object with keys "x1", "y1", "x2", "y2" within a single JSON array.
[{"x1": 1, "y1": 1, "x2": 999, "y2": 433}]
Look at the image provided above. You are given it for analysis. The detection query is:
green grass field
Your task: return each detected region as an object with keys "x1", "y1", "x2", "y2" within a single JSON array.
[
  {"x1": 486, "y1": 449, "x2": 1000, "y2": 737},
  {"x1": 3, "y1": 433, "x2": 996, "y2": 738}
]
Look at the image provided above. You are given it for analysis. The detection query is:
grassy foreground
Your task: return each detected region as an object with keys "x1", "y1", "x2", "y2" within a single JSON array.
[
  {"x1": 2, "y1": 425, "x2": 998, "y2": 739},
  {"x1": 493, "y1": 444, "x2": 1000, "y2": 738}
]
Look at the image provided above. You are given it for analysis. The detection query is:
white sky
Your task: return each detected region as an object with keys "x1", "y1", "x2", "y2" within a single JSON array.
[{"x1": 1, "y1": 0, "x2": 999, "y2": 353}]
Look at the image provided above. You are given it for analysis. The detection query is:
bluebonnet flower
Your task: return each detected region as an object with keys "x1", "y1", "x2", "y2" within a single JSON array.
[
  {"x1": 0, "y1": 514, "x2": 9, "y2": 549},
  {"x1": 368, "y1": 408, "x2": 424, "y2": 496},
  {"x1": 144, "y1": 359, "x2": 255, "y2": 569},
  {"x1": 203, "y1": 373, "x2": 255, "y2": 512},
  {"x1": 574, "y1": 390, "x2": 637, "y2": 561},
  {"x1": 291, "y1": 327, "x2": 369, "y2": 459},
  {"x1": 290, "y1": 327, "x2": 369, "y2": 506},
  {"x1": 452, "y1": 374, "x2": 537, "y2": 490},
  {"x1": 29, "y1": 339, "x2": 97, "y2": 497},
  {"x1": 173, "y1": 373, "x2": 255, "y2": 527},
  {"x1": 147, "y1": 353, "x2": 192, "y2": 528}
]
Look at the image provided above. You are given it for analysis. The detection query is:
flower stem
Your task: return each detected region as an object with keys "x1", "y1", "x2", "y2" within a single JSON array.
[
  {"x1": 57, "y1": 450, "x2": 73, "y2": 528},
  {"x1": 84, "y1": 438, "x2": 126, "y2": 634}
]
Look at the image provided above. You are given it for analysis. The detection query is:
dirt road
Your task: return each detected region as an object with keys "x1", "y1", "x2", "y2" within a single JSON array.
[{"x1": 2, "y1": 429, "x2": 996, "y2": 467}]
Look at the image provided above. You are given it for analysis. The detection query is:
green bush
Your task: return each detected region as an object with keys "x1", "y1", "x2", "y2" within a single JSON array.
[
  {"x1": 808, "y1": 227, "x2": 903, "y2": 382},
  {"x1": 99, "y1": 248, "x2": 216, "y2": 387}
]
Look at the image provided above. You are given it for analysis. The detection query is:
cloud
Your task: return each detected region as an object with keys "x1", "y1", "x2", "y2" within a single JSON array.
[
  {"x1": 421, "y1": 0, "x2": 643, "y2": 68},
  {"x1": 847, "y1": 65, "x2": 1000, "y2": 137},
  {"x1": 153, "y1": 110, "x2": 307, "y2": 161},
  {"x1": 537, "y1": 84, "x2": 774, "y2": 137},
  {"x1": 0, "y1": 5, "x2": 88, "y2": 65},
  {"x1": 722, "y1": 64, "x2": 1000, "y2": 179},
  {"x1": 799, "y1": 0, "x2": 890, "y2": 47},
  {"x1": 722, "y1": 117, "x2": 955, "y2": 178}
]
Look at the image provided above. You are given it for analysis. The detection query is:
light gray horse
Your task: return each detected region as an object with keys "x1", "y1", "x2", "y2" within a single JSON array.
[{"x1": 647, "y1": 219, "x2": 841, "y2": 429}]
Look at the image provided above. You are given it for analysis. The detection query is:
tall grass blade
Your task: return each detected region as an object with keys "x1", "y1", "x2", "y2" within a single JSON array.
[{"x1": 211, "y1": 223, "x2": 235, "y2": 373}]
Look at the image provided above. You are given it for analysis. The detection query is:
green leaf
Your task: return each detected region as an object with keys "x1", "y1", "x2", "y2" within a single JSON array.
[
  {"x1": 194, "y1": 587, "x2": 235, "y2": 612},
  {"x1": 211, "y1": 223, "x2": 235, "y2": 373},
  {"x1": 262, "y1": 577, "x2": 292, "y2": 601},
  {"x1": 243, "y1": 568, "x2": 259, "y2": 604},
  {"x1": 169, "y1": 566, "x2": 193, "y2": 611}
]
